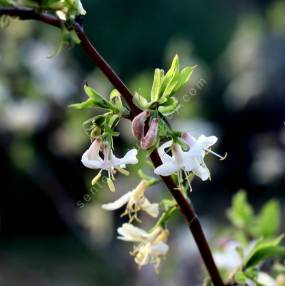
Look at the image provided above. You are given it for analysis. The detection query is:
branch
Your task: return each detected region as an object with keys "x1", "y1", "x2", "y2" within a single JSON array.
[
  {"x1": 0, "y1": 7, "x2": 225, "y2": 286},
  {"x1": 0, "y1": 7, "x2": 141, "y2": 118}
]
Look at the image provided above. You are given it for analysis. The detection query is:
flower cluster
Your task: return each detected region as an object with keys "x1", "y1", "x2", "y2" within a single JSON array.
[
  {"x1": 117, "y1": 223, "x2": 169, "y2": 273},
  {"x1": 1, "y1": 2, "x2": 284, "y2": 283},
  {"x1": 74, "y1": 55, "x2": 224, "y2": 271}
]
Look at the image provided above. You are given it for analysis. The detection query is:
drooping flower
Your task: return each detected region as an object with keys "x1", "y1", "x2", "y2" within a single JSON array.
[
  {"x1": 213, "y1": 239, "x2": 256, "y2": 272},
  {"x1": 213, "y1": 241, "x2": 242, "y2": 271},
  {"x1": 81, "y1": 139, "x2": 138, "y2": 191},
  {"x1": 154, "y1": 140, "x2": 189, "y2": 176},
  {"x1": 102, "y1": 180, "x2": 159, "y2": 222},
  {"x1": 117, "y1": 223, "x2": 169, "y2": 272},
  {"x1": 154, "y1": 133, "x2": 225, "y2": 184}
]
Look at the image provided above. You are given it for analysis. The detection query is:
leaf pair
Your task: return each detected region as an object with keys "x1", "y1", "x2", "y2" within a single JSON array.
[
  {"x1": 70, "y1": 84, "x2": 127, "y2": 114},
  {"x1": 227, "y1": 191, "x2": 281, "y2": 239},
  {"x1": 70, "y1": 84, "x2": 112, "y2": 110},
  {"x1": 134, "y1": 55, "x2": 196, "y2": 116},
  {"x1": 243, "y1": 235, "x2": 284, "y2": 269},
  {"x1": 152, "y1": 55, "x2": 196, "y2": 100}
]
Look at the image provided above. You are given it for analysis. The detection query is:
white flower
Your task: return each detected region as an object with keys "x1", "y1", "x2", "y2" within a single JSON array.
[
  {"x1": 81, "y1": 139, "x2": 138, "y2": 191},
  {"x1": 213, "y1": 241, "x2": 242, "y2": 271},
  {"x1": 181, "y1": 133, "x2": 220, "y2": 181},
  {"x1": 117, "y1": 223, "x2": 169, "y2": 272},
  {"x1": 256, "y1": 272, "x2": 277, "y2": 286},
  {"x1": 154, "y1": 140, "x2": 188, "y2": 176},
  {"x1": 102, "y1": 180, "x2": 159, "y2": 222},
  {"x1": 213, "y1": 240, "x2": 256, "y2": 273},
  {"x1": 154, "y1": 139, "x2": 210, "y2": 188},
  {"x1": 82, "y1": 139, "x2": 138, "y2": 170},
  {"x1": 154, "y1": 133, "x2": 224, "y2": 183}
]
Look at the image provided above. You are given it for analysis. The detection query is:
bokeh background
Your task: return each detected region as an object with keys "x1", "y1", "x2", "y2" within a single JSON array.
[{"x1": 0, "y1": 0, "x2": 284, "y2": 285}]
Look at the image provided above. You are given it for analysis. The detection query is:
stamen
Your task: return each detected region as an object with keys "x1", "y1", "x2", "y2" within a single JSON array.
[
  {"x1": 117, "y1": 167, "x2": 130, "y2": 176},
  {"x1": 205, "y1": 149, "x2": 227, "y2": 160},
  {"x1": 184, "y1": 170, "x2": 193, "y2": 192},
  {"x1": 107, "y1": 178, "x2": 116, "y2": 192},
  {"x1": 91, "y1": 170, "x2": 102, "y2": 185}
]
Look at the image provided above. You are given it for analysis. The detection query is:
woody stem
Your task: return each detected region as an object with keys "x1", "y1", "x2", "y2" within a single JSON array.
[{"x1": 0, "y1": 7, "x2": 224, "y2": 286}]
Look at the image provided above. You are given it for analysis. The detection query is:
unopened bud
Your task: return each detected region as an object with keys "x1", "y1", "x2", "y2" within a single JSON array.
[
  {"x1": 131, "y1": 110, "x2": 150, "y2": 140},
  {"x1": 140, "y1": 118, "x2": 159, "y2": 150}
]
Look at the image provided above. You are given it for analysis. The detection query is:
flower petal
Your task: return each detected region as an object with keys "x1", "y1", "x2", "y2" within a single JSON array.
[
  {"x1": 151, "y1": 241, "x2": 169, "y2": 256},
  {"x1": 112, "y1": 149, "x2": 138, "y2": 167},
  {"x1": 181, "y1": 132, "x2": 196, "y2": 146},
  {"x1": 198, "y1": 135, "x2": 218, "y2": 149},
  {"x1": 86, "y1": 139, "x2": 101, "y2": 160},
  {"x1": 122, "y1": 148, "x2": 139, "y2": 164},
  {"x1": 102, "y1": 192, "x2": 132, "y2": 211},
  {"x1": 141, "y1": 199, "x2": 159, "y2": 218},
  {"x1": 81, "y1": 150, "x2": 104, "y2": 169},
  {"x1": 192, "y1": 161, "x2": 210, "y2": 181},
  {"x1": 117, "y1": 223, "x2": 149, "y2": 242},
  {"x1": 154, "y1": 161, "x2": 181, "y2": 176},
  {"x1": 183, "y1": 157, "x2": 195, "y2": 172},
  {"x1": 158, "y1": 140, "x2": 173, "y2": 163}
]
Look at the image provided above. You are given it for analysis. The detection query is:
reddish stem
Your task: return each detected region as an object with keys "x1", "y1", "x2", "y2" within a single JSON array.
[{"x1": 0, "y1": 7, "x2": 225, "y2": 286}]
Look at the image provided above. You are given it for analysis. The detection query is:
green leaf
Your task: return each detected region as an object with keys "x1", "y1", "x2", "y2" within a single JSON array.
[
  {"x1": 160, "y1": 199, "x2": 177, "y2": 211},
  {"x1": 234, "y1": 271, "x2": 247, "y2": 284},
  {"x1": 155, "y1": 204, "x2": 177, "y2": 228},
  {"x1": 42, "y1": 0, "x2": 65, "y2": 10},
  {"x1": 244, "y1": 267, "x2": 258, "y2": 280},
  {"x1": 109, "y1": 89, "x2": 126, "y2": 112},
  {"x1": 0, "y1": 0, "x2": 14, "y2": 6},
  {"x1": 151, "y1": 69, "x2": 164, "y2": 102},
  {"x1": 256, "y1": 200, "x2": 281, "y2": 238},
  {"x1": 107, "y1": 114, "x2": 120, "y2": 128},
  {"x1": 227, "y1": 191, "x2": 254, "y2": 229},
  {"x1": 69, "y1": 98, "x2": 95, "y2": 109},
  {"x1": 243, "y1": 236, "x2": 285, "y2": 269},
  {"x1": 133, "y1": 92, "x2": 149, "y2": 109},
  {"x1": 173, "y1": 66, "x2": 196, "y2": 93},
  {"x1": 109, "y1": 89, "x2": 121, "y2": 100},
  {"x1": 162, "y1": 73, "x2": 179, "y2": 97},
  {"x1": 160, "y1": 54, "x2": 180, "y2": 96},
  {"x1": 84, "y1": 84, "x2": 111, "y2": 109},
  {"x1": 158, "y1": 97, "x2": 178, "y2": 115}
]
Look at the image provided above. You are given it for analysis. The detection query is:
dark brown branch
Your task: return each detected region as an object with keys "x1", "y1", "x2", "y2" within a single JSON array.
[
  {"x1": 0, "y1": 7, "x2": 141, "y2": 118},
  {"x1": 0, "y1": 7, "x2": 64, "y2": 27},
  {"x1": 150, "y1": 151, "x2": 224, "y2": 286},
  {"x1": 72, "y1": 23, "x2": 142, "y2": 118},
  {"x1": 0, "y1": 7, "x2": 224, "y2": 286}
]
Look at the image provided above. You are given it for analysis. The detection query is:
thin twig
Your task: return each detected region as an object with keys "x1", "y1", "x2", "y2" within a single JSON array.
[{"x1": 0, "y1": 7, "x2": 224, "y2": 286}]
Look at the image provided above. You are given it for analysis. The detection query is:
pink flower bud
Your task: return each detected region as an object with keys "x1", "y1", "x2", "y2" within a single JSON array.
[
  {"x1": 140, "y1": 118, "x2": 159, "y2": 150},
  {"x1": 131, "y1": 110, "x2": 150, "y2": 140}
]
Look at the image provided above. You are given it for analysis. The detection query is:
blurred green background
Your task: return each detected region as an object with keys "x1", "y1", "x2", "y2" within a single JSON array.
[{"x1": 0, "y1": 0, "x2": 284, "y2": 285}]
